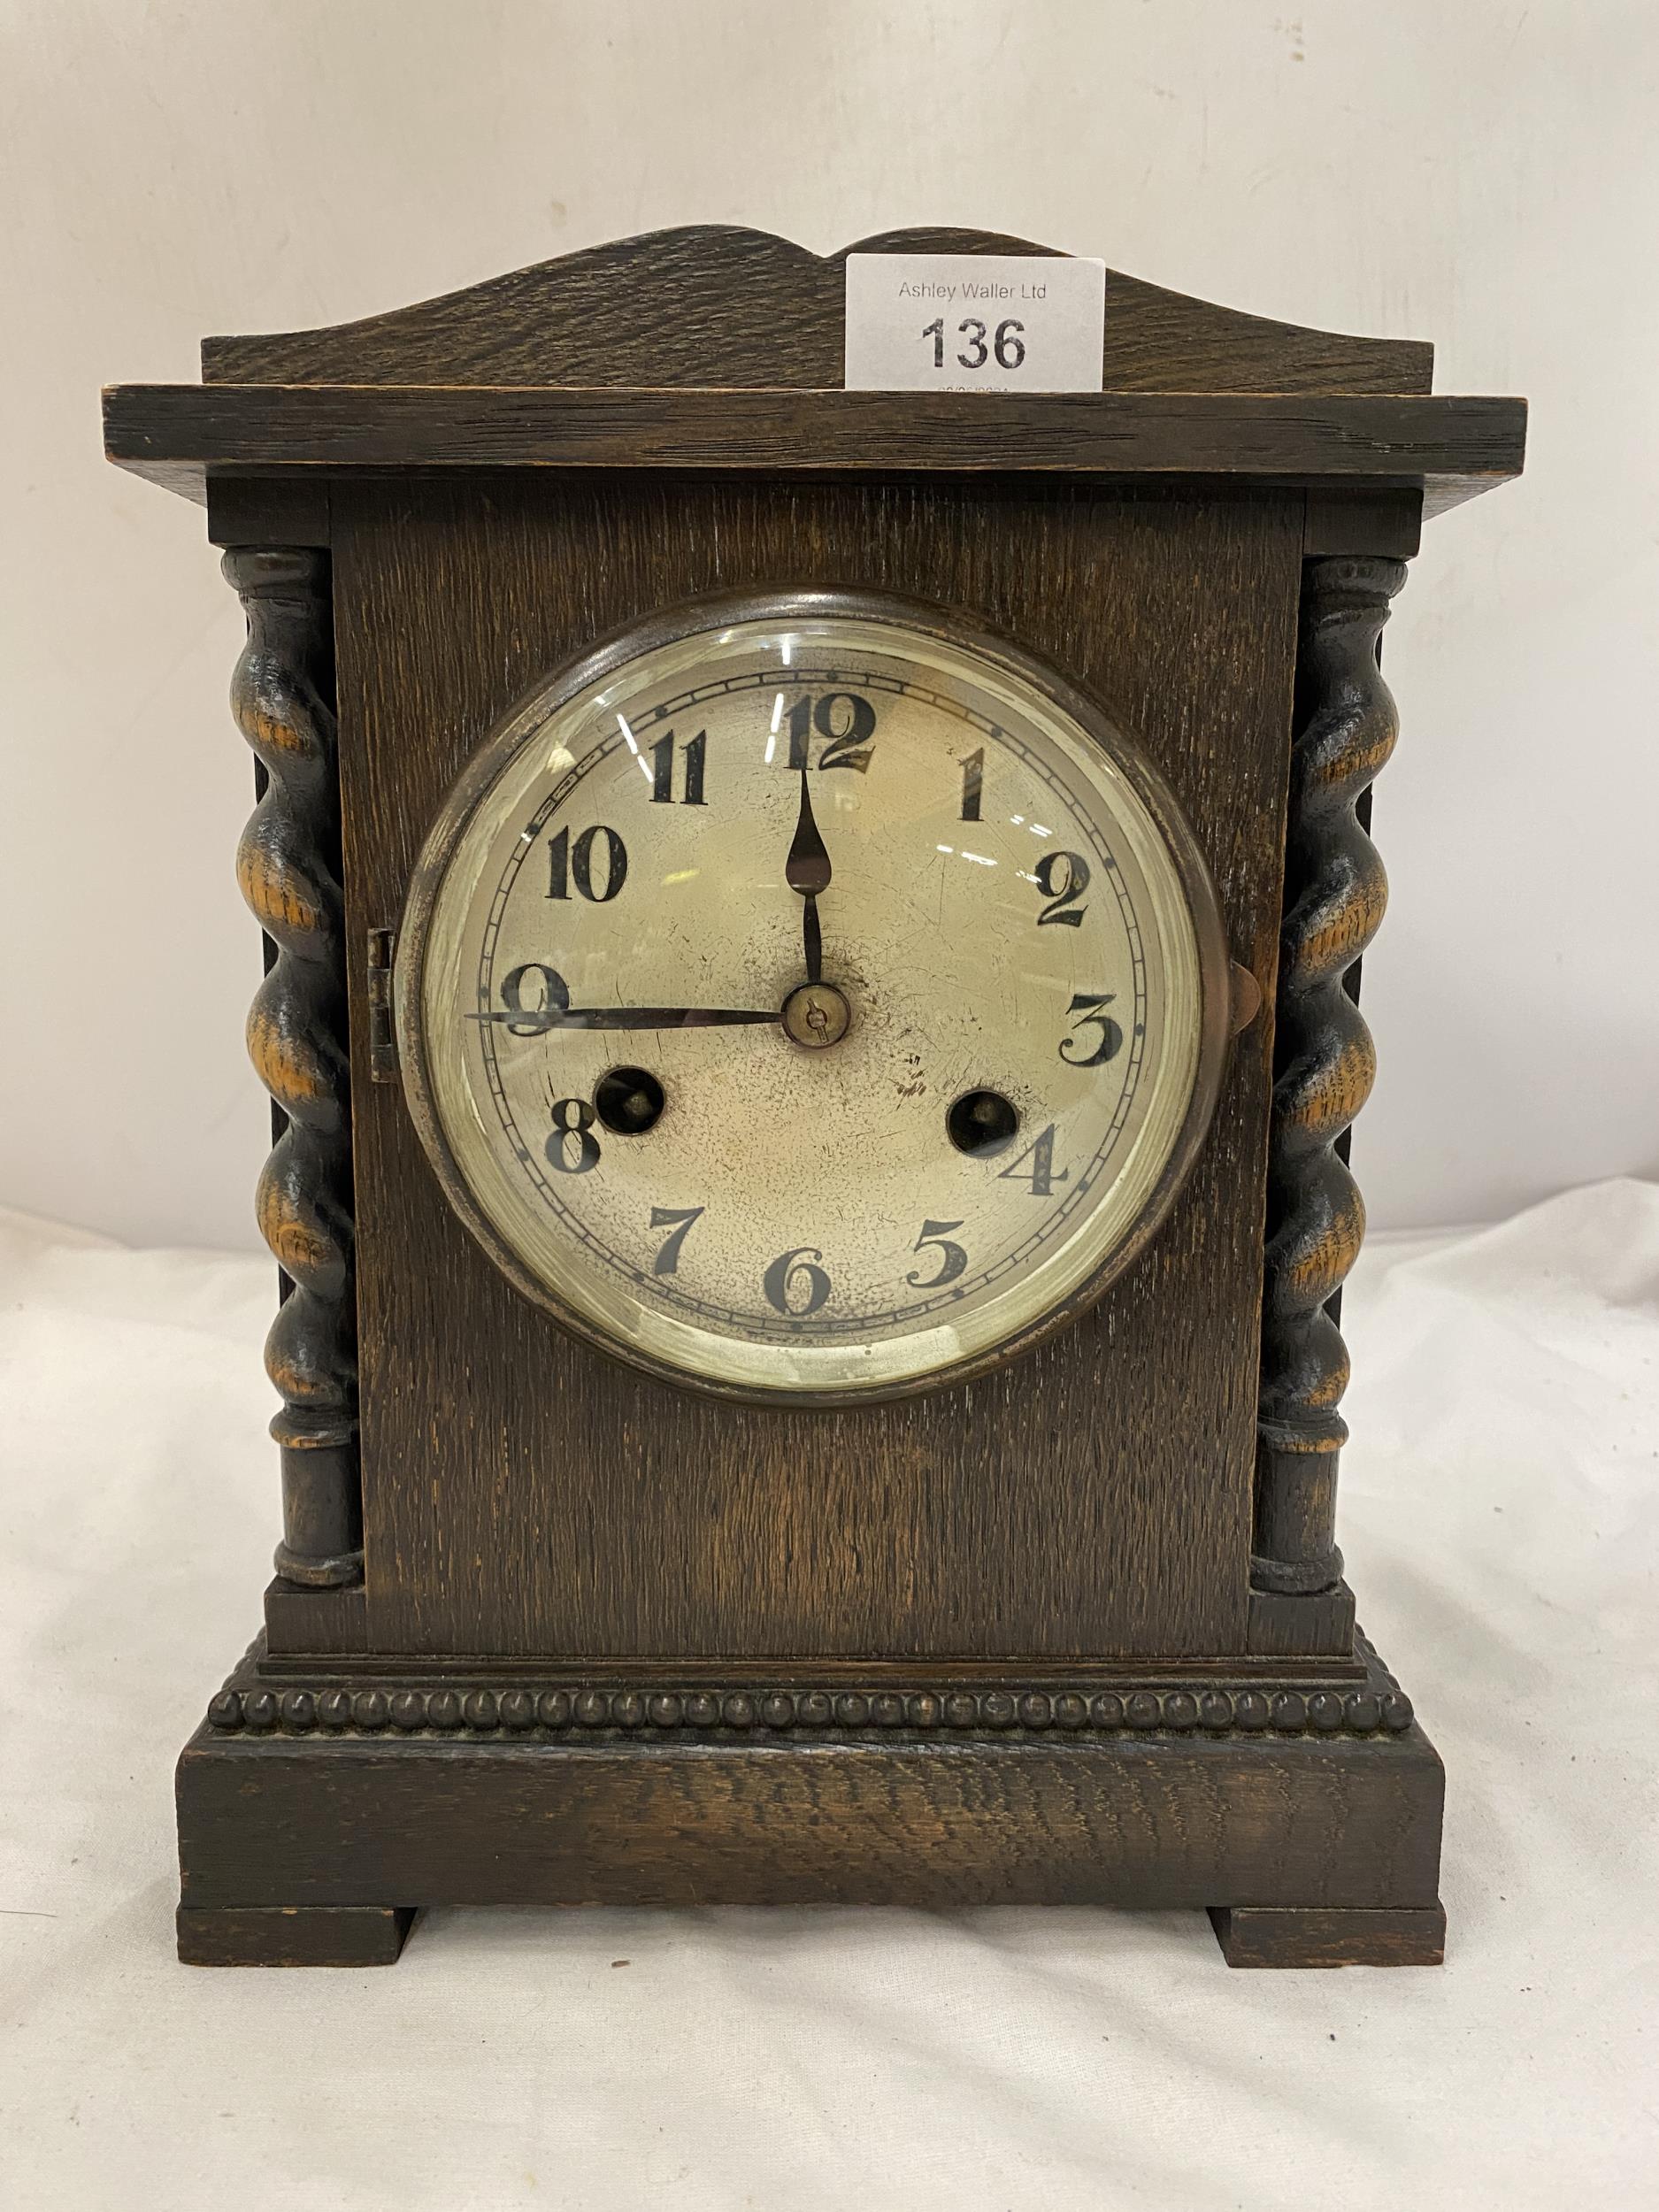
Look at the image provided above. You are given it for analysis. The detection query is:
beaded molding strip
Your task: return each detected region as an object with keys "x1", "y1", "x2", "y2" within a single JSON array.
[{"x1": 206, "y1": 1678, "x2": 1414, "y2": 1740}]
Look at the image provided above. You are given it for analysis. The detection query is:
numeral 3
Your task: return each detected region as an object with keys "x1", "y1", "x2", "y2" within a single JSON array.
[{"x1": 1059, "y1": 993, "x2": 1123, "y2": 1066}]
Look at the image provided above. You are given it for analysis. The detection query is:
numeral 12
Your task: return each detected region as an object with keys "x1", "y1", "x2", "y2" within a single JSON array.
[{"x1": 780, "y1": 693, "x2": 877, "y2": 773}]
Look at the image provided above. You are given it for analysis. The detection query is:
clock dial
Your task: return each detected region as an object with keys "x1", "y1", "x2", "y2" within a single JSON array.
[{"x1": 398, "y1": 594, "x2": 1229, "y2": 1401}]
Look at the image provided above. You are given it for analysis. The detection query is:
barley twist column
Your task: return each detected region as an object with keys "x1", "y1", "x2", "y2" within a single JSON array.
[
  {"x1": 1253, "y1": 554, "x2": 1404, "y2": 1595},
  {"x1": 226, "y1": 548, "x2": 361, "y2": 1586}
]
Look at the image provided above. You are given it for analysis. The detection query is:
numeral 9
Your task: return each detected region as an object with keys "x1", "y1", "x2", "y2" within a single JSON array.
[{"x1": 496, "y1": 963, "x2": 571, "y2": 1035}]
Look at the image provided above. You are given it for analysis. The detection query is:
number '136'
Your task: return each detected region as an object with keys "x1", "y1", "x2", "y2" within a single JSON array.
[{"x1": 922, "y1": 317, "x2": 1026, "y2": 371}]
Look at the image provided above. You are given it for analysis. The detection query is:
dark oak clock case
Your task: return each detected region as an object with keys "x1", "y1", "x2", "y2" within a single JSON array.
[{"x1": 104, "y1": 226, "x2": 1525, "y2": 1968}]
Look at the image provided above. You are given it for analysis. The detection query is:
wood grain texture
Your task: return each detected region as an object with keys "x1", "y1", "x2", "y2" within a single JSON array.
[
  {"x1": 1302, "y1": 488, "x2": 1422, "y2": 559},
  {"x1": 1247, "y1": 1580, "x2": 1357, "y2": 1655},
  {"x1": 332, "y1": 474, "x2": 1300, "y2": 1662},
  {"x1": 1209, "y1": 1903, "x2": 1445, "y2": 1968},
  {"x1": 247, "y1": 1650, "x2": 1369, "y2": 1687},
  {"x1": 263, "y1": 1577, "x2": 366, "y2": 1656},
  {"x1": 177, "y1": 1904, "x2": 413, "y2": 1967},
  {"x1": 226, "y1": 550, "x2": 362, "y2": 1588},
  {"x1": 1254, "y1": 557, "x2": 1404, "y2": 1596},
  {"x1": 102, "y1": 386, "x2": 1526, "y2": 522},
  {"x1": 198, "y1": 223, "x2": 1434, "y2": 396},
  {"x1": 174, "y1": 1628, "x2": 1443, "y2": 1924},
  {"x1": 207, "y1": 475, "x2": 330, "y2": 549}
]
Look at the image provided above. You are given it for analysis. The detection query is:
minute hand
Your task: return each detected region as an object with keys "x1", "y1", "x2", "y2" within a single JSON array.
[{"x1": 471, "y1": 1004, "x2": 780, "y2": 1034}]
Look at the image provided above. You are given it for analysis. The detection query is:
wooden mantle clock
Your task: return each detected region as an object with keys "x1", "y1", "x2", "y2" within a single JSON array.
[{"x1": 104, "y1": 227, "x2": 1525, "y2": 1969}]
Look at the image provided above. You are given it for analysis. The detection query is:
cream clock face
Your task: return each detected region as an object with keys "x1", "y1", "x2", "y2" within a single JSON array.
[{"x1": 397, "y1": 593, "x2": 1228, "y2": 1402}]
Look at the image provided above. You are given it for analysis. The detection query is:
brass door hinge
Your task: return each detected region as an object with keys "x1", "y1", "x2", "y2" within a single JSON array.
[{"x1": 366, "y1": 928, "x2": 399, "y2": 1081}]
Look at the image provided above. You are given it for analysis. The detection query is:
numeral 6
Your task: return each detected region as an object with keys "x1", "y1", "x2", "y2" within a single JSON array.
[{"x1": 764, "y1": 1246, "x2": 831, "y2": 1317}]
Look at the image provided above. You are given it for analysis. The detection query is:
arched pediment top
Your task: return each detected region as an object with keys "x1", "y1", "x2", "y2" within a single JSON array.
[{"x1": 201, "y1": 223, "x2": 1432, "y2": 396}]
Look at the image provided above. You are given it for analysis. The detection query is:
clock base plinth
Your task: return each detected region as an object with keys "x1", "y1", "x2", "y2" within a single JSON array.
[{"x1": 175, "y1": 1631, "x2": 1443, "y2": 1967}]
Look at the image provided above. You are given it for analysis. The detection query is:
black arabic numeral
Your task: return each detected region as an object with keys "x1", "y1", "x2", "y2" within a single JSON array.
[
  {"x1": 1059, "y1": 993, "x2": 1124, "y2": 1067},
  {"x1": 923, "y1": 315, "x2": 944, "y2": 368},
  {"x1": 1033, "y1": 849, "x2": 1090, "y2": 926},
  {"x1": 907, "y1": 1218, "x2": 968, "y2": 1290},
  {"x1": 956, "y1": 317, "x2": 988, "y2": 369},
  {"x1": 546, "y1": 1096, "x2": 601, "y2": 1175},
  {"x1": 571, "y1": 824, "x2": 626, "y2": 901},
  {"x1": 998, "y1": 1123, "x2": 1068, "y2": 1200},
  {"x1": 548, "y1": 823, "x2": 628, "y2": 902},
  {"x1": 815, "y1": 692, "x2": 877, "y2": 772},
  {"x1": 786, "y1": 691, "x2": 878, "y2": 773},
  {"x1": 763, "y1": 1245, "x2": 831, "y2": 1317},
  {"x1": 944, "y1": 318, "x2": 1021, "y2": 372},
  {"x1": 650, "y1": 729, "x2": 707, "y2": 806},
  {"x1": 959, "y1": 747, "x2": 984, "y2": 822},
  {"x1": 649, "y1": 1204, "x2": 704, "y2": 1276},
  {"x1": 682, "y1": 731, "x2": 707, "y2": 805},
  {"x1": 784, "y1": 694, "x2": 813, "y2": 772},
  {"x1": 496, "y1": 963, "x2": 570, "y2": 1036}
]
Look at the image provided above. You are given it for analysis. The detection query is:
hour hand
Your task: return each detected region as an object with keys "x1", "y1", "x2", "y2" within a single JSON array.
[{"x1": 785, "y1": 768, "x2": 832, "y2": 985}]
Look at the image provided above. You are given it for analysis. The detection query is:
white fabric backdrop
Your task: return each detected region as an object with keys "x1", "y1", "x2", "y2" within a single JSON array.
[
  {"x1": 7, "y1": 0, "x2": 1659, "y2": 1248},
  {"x1": 2, "y1": 1184, "x2": 1655, "y2": 2208}
]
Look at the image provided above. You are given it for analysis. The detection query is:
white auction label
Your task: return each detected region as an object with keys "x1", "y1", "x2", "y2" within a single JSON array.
[{"x1": 844, "y1": 253, "x2": 1106, "y2": 394}]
